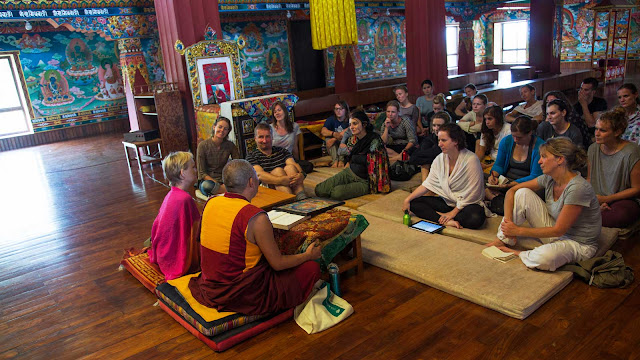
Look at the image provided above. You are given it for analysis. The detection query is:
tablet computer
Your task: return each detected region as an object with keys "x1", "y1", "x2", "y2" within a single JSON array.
[{"x1": 410, "y1": 220, "x2": 445, "y2": 234}]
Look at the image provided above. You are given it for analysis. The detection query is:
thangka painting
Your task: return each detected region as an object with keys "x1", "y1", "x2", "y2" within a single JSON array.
[
  {"x1": 222, "y1": 20, "x2": 295, "y2": 97},
  {"x1": 325, "y1": 8, "x2": 407, "y2": 85},
  {"x1": 560, "y1": 1, "x2": 640, "y2": 62},
  {"x1": 0, "y1": 22, "x2": 132, "y2": 132},
  {"x1": 197, "y1": 57, "x2": 234, "y2": 105}
]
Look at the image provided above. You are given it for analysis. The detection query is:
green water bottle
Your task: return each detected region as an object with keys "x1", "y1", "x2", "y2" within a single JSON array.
[{"x1": 403, "y1": 210, "x2": 411, "y2": 226}]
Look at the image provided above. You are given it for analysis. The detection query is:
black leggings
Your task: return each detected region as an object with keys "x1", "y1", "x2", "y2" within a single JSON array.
[{"x1": 409, "y1": 196, "x2": 486, "y2": 229}]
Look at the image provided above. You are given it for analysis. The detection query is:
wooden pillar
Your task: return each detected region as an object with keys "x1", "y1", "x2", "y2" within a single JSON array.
[
  {"x1": 334, "y1": 48, "x2": 357, "y2": 93},
  {"x1": 405, "y1": 0, "x2": 448, "y2": 96},
  {"x1": 457, "y1": 21, "x2": 475, "y2": 74},
  {"x1": 118, "y1": 38, "x2": 151, "y2": 132},
  {"x1": 530, "y1": 0, "x2": 563, "y2": 74},
  {"x1": 154, "y1": 0, "x2": 222, "y2": 151}
]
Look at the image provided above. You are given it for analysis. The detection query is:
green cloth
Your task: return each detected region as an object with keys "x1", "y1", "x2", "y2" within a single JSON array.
[{"x1": 315, "y1": 167, "x2": 370, "y2": 201}]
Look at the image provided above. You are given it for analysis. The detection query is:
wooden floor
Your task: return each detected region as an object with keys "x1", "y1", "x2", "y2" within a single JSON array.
[{"x1": 2, "y1": 85, "x2": 640, "y2": 359}]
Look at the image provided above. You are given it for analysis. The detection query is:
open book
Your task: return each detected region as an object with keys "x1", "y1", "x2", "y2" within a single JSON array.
[
  {"x1": 486, "y1": 175, "x2": 510, "y2": 189},
  {"x1": 267, "y1": 210, "x2": 309, "y2": 230},
  {"x1": 482, "y1": 246, "x2": 518, "y2": 263}
]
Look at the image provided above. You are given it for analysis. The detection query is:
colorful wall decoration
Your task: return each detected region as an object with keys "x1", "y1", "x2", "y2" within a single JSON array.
[
  {"x1": 222, "y1": 18, "x2": 296, "y2": 97},
  {"x1": 325, "y1": 8, "x2": 406, "y2": 86},
  {"x1": 475, "y1": 9, "x2": 529, "y2": 67},
  {"x1": 0, "y1": 22, "x2": 162, "y2": 132}
]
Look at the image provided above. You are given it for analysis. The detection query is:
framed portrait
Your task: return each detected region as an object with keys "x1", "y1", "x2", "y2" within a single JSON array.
[
  {"x1": 196, "y1": 57, "x2": 235, "y2": 105},
  {"x1": 242, "y1": 118, "x2": 255, "y2": 134},
  {"x1": 176, "y1": 39, "x2": 245, "y2": 109}
]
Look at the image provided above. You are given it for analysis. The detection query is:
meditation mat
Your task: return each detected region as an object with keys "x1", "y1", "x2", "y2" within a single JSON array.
[
  {"x1": 356, "y1": 212, "x2": 573, "y2": 319},
  {"x1": 156, "y1": 280, "x2": 292, "y2": 352},
  {"x1": 357, "y1": 189, "x2": 620, "y2": 256},
  {"x1": 120, "y1": 248, "x2": 165, "y2": 292}
]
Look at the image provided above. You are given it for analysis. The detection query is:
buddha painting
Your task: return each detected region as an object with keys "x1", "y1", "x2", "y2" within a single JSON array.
[
  {"x1": 375, "y1": 20, "x2": 396, "y2": 56},
  {"x1": 243, "y1": 23, "x2": 264, "y2": 56},
  {"x1": 39, "y1": 69, "x2": 74, "y2": 106},
  {"x1": 96, "y1": 58, "x2": 125, "y2": 101},
  {"x1": 357, "y1": 19, "x2": 371, "y2": 45},
  {"x1": 266, "y1": 47, "x2": 285, "y2": 77},
  {"x1": 65, "y1": 38, "x2": 98, "y2": 82}
]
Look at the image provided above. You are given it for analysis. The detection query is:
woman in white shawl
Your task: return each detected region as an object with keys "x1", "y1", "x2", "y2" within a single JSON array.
[{"x1": 402, "y1": 123, "x2": 487, "y2": 229}]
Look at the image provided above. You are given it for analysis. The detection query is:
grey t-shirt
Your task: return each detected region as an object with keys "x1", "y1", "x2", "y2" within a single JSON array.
[
  {"x1": 536, "y1": 121, "x2": 584, "y2": 148},
  {"x1": 271, "y1": 122, "x2": 301, "y2": 155},
  {"x1": 537, "y1": 174, "x2": 601, "y2": 246},
  {"x1": 382, "y1": 116, "x2": 418, "y2": 146},
  {"x1": 588, "y1": 142, "x2": 640, "y2": 196},
  {"x1": 399, "y1": 105, "x2": 419, "y2": 128}
]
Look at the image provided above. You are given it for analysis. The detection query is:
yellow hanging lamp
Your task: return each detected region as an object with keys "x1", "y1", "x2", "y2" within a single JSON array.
[{"x1": 309, "y1": 0, "x2": 358, "y2": 50}]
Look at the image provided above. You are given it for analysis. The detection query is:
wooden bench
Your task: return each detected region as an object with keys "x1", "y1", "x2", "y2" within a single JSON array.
[{"x1": 448, "y1": 69, "x2": 499, "y2": 91}]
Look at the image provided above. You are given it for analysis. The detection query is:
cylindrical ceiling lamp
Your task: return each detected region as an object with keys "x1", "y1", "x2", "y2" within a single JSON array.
[{"x1": 309, "y1": 0, "x2": 358, "y2": 50}]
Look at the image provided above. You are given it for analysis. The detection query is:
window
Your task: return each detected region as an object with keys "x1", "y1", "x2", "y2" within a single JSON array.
[
  {"x1": 0, "y1": 52, "x2": 33, "y2": 139},
  {"x1": 493, "y1": 20, "x2": 528, "y2": 64},
  {"x1": 446, "y1": 25, "x2": 459, "y2": 71}
]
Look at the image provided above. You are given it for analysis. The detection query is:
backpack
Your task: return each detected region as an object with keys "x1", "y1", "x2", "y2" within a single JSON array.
[
  {"x1": 559, "y1": 250, "x2": 634, "y2": 288},
  {"x1": 389, "y1": 160, "x2": 418, "y2": 181}
]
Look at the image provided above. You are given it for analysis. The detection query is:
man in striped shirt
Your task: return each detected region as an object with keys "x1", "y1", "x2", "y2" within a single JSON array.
[{"x1": 246, "y1": 123, "x2": 307, "y2": 199}]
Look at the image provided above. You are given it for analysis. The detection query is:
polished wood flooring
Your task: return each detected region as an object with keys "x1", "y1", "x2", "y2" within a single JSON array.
[{"x1": 2, "y1": 87, "x2": 640, "y2": 359}]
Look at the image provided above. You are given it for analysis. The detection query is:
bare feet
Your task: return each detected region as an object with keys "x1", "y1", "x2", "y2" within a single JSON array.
[
  {"x1": 485, "y1": 239, "x2": 505, "y2": 247},
  {"x1": 445, "y1": 219, "x2": 462, "y2": 229},
  {"x1": 496, "y1": 245, "x2": 521, "y2": 255}
]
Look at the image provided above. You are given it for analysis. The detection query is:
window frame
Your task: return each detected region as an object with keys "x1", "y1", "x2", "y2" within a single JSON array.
[
  {"x1": 0, "y1": 51, "x2": 34, "y2": 139},
  {"x1": 493, "y1": 20, "x2": 529, "y2": 65},
  {"x1": 446, "y1": 24, "x2": 459, "y2": 71}
]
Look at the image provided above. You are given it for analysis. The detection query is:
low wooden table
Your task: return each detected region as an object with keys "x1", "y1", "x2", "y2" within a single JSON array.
[
  {"x1": 123, "y1": 138, "x2": 163, "y2": 172},
  {"x1": 251, "y1": 186, "x2": 296, "y2": 211}
]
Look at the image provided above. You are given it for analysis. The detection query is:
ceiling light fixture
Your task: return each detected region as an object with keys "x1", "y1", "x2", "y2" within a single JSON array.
[
  {"x1": 286, "y1": 10, "x2": 292, "y2": 19},
  {"x1": 24, "y1": 20, "x2": 32, "y2": 31}
]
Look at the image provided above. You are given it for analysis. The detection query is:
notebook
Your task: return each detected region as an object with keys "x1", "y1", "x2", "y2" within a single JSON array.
[
  {"x1": 482, "y1": 246, "x2": 518, "y2": 263},
  {"x1": 267, "y1": 210, "x2": 308, "y2": 230}
]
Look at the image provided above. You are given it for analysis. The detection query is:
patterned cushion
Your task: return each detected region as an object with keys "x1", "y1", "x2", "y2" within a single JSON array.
[
  {"x1": 120, "y1": 249, "x2": 165, "y2": 292},
  {"x1": 273, "y1": 209, "x2": 351, "y2": 255}
]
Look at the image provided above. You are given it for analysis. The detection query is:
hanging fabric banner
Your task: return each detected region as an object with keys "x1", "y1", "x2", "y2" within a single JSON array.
[{"x1": 309, "y1": 0, "x2": 357, "y2": 50}]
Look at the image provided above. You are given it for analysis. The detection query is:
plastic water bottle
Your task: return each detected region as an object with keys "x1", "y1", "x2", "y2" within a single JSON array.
[
  {"x1": 403, "y1": 210, "x2": 411, "y2": 226},
  {"x1": 327, "y1": 263, "x2": 341, "y2": 296}
]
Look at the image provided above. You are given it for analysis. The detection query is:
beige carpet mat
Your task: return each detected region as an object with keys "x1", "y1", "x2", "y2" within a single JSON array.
[{"x1": 357, "y1": 212, "x2": 573, "y2": 319}]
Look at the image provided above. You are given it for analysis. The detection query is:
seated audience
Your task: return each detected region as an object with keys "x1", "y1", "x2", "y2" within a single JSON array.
[
  {"x1": 394, "y1": 85, "x2": 420, "y2": 130},
  {"x1": 315, "y1": 111, "x2": 390, "y2": 200},
  {"x1": 459, "y1": 94, "x2": 488, "y2": 151},
  {"x1": 618, "y1": 83, "x2": 640, "y2": 144},
  {"x1": 486, "y1": 137, "x2": 601, "y2": 272},
  {"x1": 409, "y1": 111, "x2": 451, "y2": 181},
  {"x1": 416, "y1": 79, "x2": 435, "y2": 119},
  {"x1": 505, "y1": 84, "x2": 543, "y2": 123},
  {"x1": 486, "y1": 116, "x2": 545, "y2": 215},
  {"x1": 588, "y1": 107, "x2": 640, "y2": 228},
  {"x1": 402, "y1": 123, "x2": 487, "y2": 229},
  {"x1": 149, "y1": 152, "x2": 201, "y2": 280},
  {"x1": 270, "y1": 101, "x2": 313, "y2": 174},
  {"x1": 321, "y1": 100, "x2": 350, "y2": 168},
  {"x1": 421, "y1": 94, "x2": 454, "y2": 137},
  {"x1": 246, "y1": 123, "x2": 307, "y2": 200},
  {"x1": 189, "y1": 159, "x2": 321, "y2": 315},
  {"x1": 537, "y1": 99, "x2": 584, "y2": 147},
  {"x1": 541, "y1": 90, "x2": 591, "y2": 148},
  {"x1": 574, "y1": 77, "x2": 608, "y2": 132},
  {"x1": 476, "y1": 105, "x2": 511, "y2": 171},
  {"x1": 455, "y1": 83, "x2": 477, "y2": 118},
  {"x1": 196, "y1": 117, "x2": 240, "y2": 197},
  {"x1": 381, "y1": 100, "x2": 418, "y2": 162}
]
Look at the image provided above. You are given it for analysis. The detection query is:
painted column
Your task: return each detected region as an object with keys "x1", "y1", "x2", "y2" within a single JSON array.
[
  {"x1": 118, "y1": 38, "x2": 151, "y2": 131},
  {"x1": 154, "y1": 0, "x2": 223, "y2": 150},
  {"x1": 405, "y1": 0, "x2": 448, "y2": 96},
  {"x1": 530, "y1": 0, "x2": 563, "y2": 74},
  {"x1": 457, "y1": 20, "x2": 475, "y2": 74}
]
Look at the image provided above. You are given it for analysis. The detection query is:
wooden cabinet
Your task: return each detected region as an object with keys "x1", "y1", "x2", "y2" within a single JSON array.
[{"x1": 132, "y1": 83, "x2": 189, "y2": 154}]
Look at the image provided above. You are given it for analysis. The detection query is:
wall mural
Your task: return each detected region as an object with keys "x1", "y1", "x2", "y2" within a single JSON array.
[
  {"x1": 561, "y1": 1, "x2": 639, "y2": 62},
  {"x1": 222, "y1": 19, "x2": 295, "y2": 97},
  {"x1": 0, "y1": 22, "x2": 162, "y2": 132},
  {"x1": 325, "y1": 8, "x2": 406, "y2": 86}
]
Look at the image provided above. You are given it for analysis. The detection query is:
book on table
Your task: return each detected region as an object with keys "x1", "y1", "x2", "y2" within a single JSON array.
[
  {"x1": 273, "y1": 198, "x2": 345, "y2": 216},
  {"x1": 482, "y1": 246, "x2": 518, "y2": 263},
  {"x1": 267, "y1": 210, "x2": 309, "y2": 230}
]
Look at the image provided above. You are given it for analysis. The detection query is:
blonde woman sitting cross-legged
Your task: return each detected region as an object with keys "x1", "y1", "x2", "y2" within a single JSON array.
[{"x1": 486, "y1": 137, "x2": 602, "y2": 272}]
